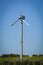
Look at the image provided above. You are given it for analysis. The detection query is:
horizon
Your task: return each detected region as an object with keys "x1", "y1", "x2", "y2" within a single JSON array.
[{"x1": 0, "y1": 53, "x2": 43, "y2": 57}]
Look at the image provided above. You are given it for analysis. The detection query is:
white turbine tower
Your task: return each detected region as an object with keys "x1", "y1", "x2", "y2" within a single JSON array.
[{"x1": 11, "y1": 14, "x2": 29, "y2": 60}]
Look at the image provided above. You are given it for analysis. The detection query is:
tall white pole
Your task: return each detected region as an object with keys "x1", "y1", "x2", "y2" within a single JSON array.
[{"x1": 20, "y1": 20, "x2": 23, "y2": 60}]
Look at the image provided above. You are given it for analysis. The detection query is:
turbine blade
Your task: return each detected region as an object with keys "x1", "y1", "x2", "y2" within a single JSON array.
[
  {"x1": 11, "y1": 18, "x2": 19, "y2": 26},
  {"x1": 23, "y1": 20, "x2": 29, "y2": 26}
]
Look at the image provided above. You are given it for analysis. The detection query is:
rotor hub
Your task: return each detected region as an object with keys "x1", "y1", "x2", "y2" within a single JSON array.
[{"x1": 19, "y1": 15, "x2": 25, "y2": 20}]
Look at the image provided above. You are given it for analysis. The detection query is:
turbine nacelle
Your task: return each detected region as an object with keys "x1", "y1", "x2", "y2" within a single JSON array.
[{"x1": 19, "y1": 15, "x2": 25, "y2": 20}]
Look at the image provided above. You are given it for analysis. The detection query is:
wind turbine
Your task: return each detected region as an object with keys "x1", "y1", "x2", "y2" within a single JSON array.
[{"x1": 11, "y1": 14, "x2": 29, "y2": 60}]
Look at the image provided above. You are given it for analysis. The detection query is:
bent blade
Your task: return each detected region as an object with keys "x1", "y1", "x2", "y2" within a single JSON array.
[
  {"x1": 11, "y1": 18, "x2": 19, "y2": 26},
  {"x1": 23, "y1": 20, "x2": 29, "y2": 26}
]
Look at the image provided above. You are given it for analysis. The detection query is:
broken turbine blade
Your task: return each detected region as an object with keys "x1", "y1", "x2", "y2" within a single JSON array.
[
  {"x1": 23, "y1": 20, "x2": 29, "y2": 26},
  {"x1": 11, "y1": 18, "x2": 19, "y2": 26}
]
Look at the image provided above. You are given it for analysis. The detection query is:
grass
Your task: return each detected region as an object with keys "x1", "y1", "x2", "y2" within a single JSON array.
[
  {"x1": 0, "y1": 56, "x2": 43, "y2": 65},
  {"x1": 0, "y1": 57, "x2": 18, "y2": 62},
  {"x1": 0, "y1": 56, "x2": 43, "y2": 62}
]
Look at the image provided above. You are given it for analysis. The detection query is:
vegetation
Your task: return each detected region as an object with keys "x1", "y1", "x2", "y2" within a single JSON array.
[{"x1": 0, "y1": 54, "x2": 43, "y2": 65}]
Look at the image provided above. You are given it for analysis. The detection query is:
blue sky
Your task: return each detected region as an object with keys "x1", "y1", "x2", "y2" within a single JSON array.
[{"x1": 0, "y1": 0, "x2": 43, "y2": 56}]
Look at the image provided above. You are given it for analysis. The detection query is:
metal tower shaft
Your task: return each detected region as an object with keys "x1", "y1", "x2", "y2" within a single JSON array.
[{"x1": 20, "y1": 20, "x2": 23, "y2": 59}]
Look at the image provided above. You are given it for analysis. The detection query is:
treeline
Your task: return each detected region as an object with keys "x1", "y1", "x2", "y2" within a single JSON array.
[
  {"x1": 0, "y1": 54, "x2": 20, "y2": 58},
  {"x1": 0, "y1": 54, "x2": 43, "y2": 58},
  {"x1": 0, "y1": 54, "x2": 28, "y2": 58},
  {"x1": 32, "y1": 54, "x2": 43, "y2": 57}
]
